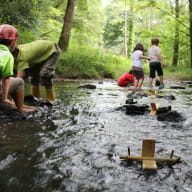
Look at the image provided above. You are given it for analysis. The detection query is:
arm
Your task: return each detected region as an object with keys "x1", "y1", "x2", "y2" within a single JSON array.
[
  {"x1": 2, "y1": 77, "x2": 15, "y2": 105},
  {"x1": 157, "y1": 52, "x2": 165, "y2": 67},
  {"x1": 157, "y1": 52, "x2": 163, "y2": 62},
  {"x1": 138, "y1": 54, "x2": 150, "y2": 60},
  {"x1": 17, "y1": 70, "x2": 26, "y2": 78}
]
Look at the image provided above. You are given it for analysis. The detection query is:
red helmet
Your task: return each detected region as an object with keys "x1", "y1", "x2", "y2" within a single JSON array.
[{"x1": 0, "y1": 24, "x2": 18, "y2": 40}]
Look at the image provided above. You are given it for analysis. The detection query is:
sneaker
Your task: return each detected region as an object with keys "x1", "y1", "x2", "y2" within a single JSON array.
[{"x1": 159, "y1": 84, "x2": 165, "y2": 89}]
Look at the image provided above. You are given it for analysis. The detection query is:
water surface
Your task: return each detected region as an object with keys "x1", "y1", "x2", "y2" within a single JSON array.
[{"x1": 0, "y1": 80, "x2": 192, "y2": 192}]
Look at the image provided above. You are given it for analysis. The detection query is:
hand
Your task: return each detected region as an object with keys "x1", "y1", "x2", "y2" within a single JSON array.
[{"x1": 162, "y1": 63, "x2": 166, "y2": 68}]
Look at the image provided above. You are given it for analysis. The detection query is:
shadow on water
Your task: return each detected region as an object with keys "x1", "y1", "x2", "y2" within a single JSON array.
[{"x1": 0, "y1": 80, "x2": 192, "y2": 192}]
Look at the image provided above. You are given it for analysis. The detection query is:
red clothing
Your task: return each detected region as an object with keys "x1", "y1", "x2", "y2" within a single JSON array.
[{"x1": 118, "y1": 73, "x2": 134, "y2": 86}]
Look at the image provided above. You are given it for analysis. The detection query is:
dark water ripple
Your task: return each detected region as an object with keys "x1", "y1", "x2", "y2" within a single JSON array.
[{"x1": 0, "y1": 80, "x2": 192, "y2": 192}]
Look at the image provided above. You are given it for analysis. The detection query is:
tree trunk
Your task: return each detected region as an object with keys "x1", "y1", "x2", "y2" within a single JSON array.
[
  {"x1": 127, "y1": 0, "x2": 134, "y2": 58},
  {"x1": 58, "y1": 0, "x2": 76, "y2": 51},
  {"x1": 172, "y1": 0, "x2": 179, "y2": 67},
  {"x1": 124, "y1": 0, "x2": 128, "y2": 58},
  {"x1": 189, "y1": 0, "x2": 192, "y2": 68}
]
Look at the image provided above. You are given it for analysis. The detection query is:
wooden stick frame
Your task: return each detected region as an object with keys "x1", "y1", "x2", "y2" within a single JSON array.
[{"x1": 120, "y1": 139, "x2": 182, "y2": 169}]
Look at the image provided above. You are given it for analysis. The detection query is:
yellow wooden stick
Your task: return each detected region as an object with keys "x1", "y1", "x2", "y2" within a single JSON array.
[
  {"x1": 150, "y1": 89, "x2": 156, "y2": 98},
  {"x1": 142, "y1": 139, "x2": 157, "y2": 169},
  {"x1": 150, "y1": 102, "x2": 159, "y2": 115},
  {"x1": 119, "y1": 155, "x2": 182, "y2": 163}
]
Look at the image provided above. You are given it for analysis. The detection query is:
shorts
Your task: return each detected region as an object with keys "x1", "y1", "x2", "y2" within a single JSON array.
[
  {"x1": 149, "y1": 62, "x2": 163, "y2": 78},
  {"x1": 132, "y1": 67, "x2": 144, "y2": 80},
  {"x1": 29, "y1": 44, "x2": 61, "y2": 87},
  {"x1": 0, "y1": 77, "x2": 24, "y2": 97}
]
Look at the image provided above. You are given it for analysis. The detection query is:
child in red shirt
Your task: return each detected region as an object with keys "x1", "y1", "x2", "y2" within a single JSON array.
[{"x1": 117, "y1": 71, "x2": 134, "y2": 87}]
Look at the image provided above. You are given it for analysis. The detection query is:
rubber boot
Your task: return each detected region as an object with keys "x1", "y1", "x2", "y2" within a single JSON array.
[
  {"x1": 46, "y1": 89, "x2": 55, "y2": 103},
  {"x1": 31, "y1": 86, "x2": 41, "y2": 99}
]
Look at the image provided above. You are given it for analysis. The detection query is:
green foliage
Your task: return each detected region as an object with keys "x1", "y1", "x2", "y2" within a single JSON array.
[
  {"x1": 56, "y1": 44, "x2": 131, "y2": 79},
  {"x1": 72, "y1": 0, "x2": 104, "y2": 48},
  {"x1": 1, "y1": 0, "x2": 191, "y2": 80},
  {"x1": 0, "y1": 0, "x2": 38, "y2": 27},
  {"x1": 164, "y1": 66, "x2": 192, "y2": 80}
]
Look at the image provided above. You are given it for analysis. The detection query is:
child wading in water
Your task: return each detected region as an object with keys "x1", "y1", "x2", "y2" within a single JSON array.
[
  {"x1": 148, "y1": 38, "x2": 165, "y2": 89},
  {"x1": 132, "y1": 43, "x2": 150, "y2": 91}
]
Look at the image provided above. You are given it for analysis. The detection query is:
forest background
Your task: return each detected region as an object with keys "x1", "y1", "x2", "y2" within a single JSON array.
[{"x1": 0, "y1": 0, "x2": 192, "y2": 80}]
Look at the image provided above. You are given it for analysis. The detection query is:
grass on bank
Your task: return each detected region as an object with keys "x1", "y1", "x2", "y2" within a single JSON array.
[
  {"x1": 56, "y1": 45, "x2": 132, "y2": 79},
  {"x1": 163, "y1": 66, "x2": 192, "y2": 80},
  {"x1": 56, "y1": 45, "x2": 192, "y2": 81}
]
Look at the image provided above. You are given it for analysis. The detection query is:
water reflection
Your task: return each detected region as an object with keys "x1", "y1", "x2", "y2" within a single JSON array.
[{"x1": 0, "y1": 80, "x2": 192, "y2": 192}]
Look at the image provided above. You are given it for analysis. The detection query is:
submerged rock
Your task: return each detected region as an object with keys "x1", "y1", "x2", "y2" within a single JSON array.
[
  {"x1": 180, "y1": 81, "x2": 192, "y2": 84},
  {"x1": 0, "y1": 102, "x2": 26, "y2": 120},
  {"x1": 157, "y1": 106, "x2": 172, "y2": 114},
  {"x1": 125, "y1": 98, "x2": 137, "y2": 104},
  {"x1": 124, "y1": 104, "x2": 149, "y2": 115},
  {"x1": 24, "y1": 95, "x2": 53, "y2": 106},
  {"x1": 157, "y1": 111, "x2": 185, "y2": 122},
  {"x1": 152, "y1": 94, "x2": 176, "y2": 100},
  {"x1": 127, "y1": 92, "x2": 148, "y2": 99},
  {"x1": 163, "y1": 94, "x2": 176, "y2": 100},
  {"x1": 170, "y1": 86, "x2": 185, "y2": 89},
  {"x1": 78, "y1": 84, "x2": 96, "y2": 89}
]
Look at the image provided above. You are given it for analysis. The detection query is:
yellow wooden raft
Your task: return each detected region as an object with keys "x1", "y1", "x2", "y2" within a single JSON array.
[{"x1": 120, "y1": 139, "x2": 182, "y2": 170}]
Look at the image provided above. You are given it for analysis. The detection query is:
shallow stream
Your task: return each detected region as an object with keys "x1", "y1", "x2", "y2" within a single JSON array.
[{"x1": 0, "y1": 80, "x2": 192, "y2": 192}]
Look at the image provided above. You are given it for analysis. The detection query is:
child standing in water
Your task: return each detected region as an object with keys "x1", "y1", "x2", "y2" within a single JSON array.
[
  {"x1": 148, "y1": 38, "x2": 165, "y2": 89},
  {"x1": 132, "y1": 43, "x2": 150, "y2": 91}
]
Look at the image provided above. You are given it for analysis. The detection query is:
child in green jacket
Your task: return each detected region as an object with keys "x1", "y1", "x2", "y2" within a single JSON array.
[
  {"x1": 13, "y1": 40, "x2": 61, "y2": 103},
  {"x1": 0, "y1": 24, "x2": 36, "y2": 112}
]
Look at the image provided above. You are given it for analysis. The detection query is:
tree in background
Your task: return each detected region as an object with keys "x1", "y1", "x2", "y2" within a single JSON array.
[
  {"x1": 103, "y1": 0, "x2": 125, "y2": 55},
  {"x1": 71, "y1": 0, "x2": 104, "y2": 48},
  {"x1": 103, "y1": 0, "x2": 192, "y2": 70},
  {"x1": 1, "y1": 0, "x2": 192, "y2": 73},
  {"x1": 189, "y1": 0, "x2": 192, "y2": 68},
  {"x1": 58, "y1": 0, "x2": 76, "y2": 51},
  {"x1": 124, "y1": 0, "x2": 128, "y2": 58},
  {"x1": 172, "y1": 0, "x2": 180, "y2": 67},
  {"x1": 0, "y1": 0, "x2": 37, "y2": 27},
  {"x1": 127, "y1": 0, "x2": 134, "y2": 58}
]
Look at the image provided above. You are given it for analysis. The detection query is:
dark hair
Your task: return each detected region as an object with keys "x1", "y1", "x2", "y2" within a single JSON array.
[
  {"x1": 133, "y1": 43, "x2": 144, "y2": 52},
  {"x1": 151, "y1": 38, "x2": 159, "y2": 45},
  {"x1": 0, "y1": 39, "x2": 12, "y2": 46},
  {"x1": 128, "y1": 69, "x2": 133, "y2": 74},
  {"x1": 11, "y1": 46, "x2": 19, "y2": 58}
]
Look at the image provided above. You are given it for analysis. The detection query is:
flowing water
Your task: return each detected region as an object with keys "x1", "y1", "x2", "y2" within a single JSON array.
[{"x1": 0, "y1": 80, "x2": 192, "y2": 192}]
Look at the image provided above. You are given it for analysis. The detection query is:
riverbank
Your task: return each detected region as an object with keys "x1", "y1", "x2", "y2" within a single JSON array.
[{"x1": 54, "y1": 75, "x2": 185, "y2": 84}]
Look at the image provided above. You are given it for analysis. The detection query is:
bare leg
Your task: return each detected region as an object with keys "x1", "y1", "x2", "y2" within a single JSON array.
[
  {"x1": 134, "y1": 80, "x2": 138, "y2": 90},
  {"x1": 159, "y1": 75, "x2": 164, "y2": 84},
  {"x1": 149, "y1": 77, "x2": 153, "y2": 88},
  {"x1": 12, "y1": 88, "x2": 37, "y2": 112},
  {"x1": 136, "y1": 79, "x2": 144, "y2": 90}
]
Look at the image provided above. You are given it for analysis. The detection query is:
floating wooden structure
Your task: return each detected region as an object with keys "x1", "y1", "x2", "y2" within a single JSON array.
[
  {"x1": 150, "y1": 103, "x2": 172, "y2": 116},
  {"x1": 150, "y1": 89, "x2": 156, "y2": 98},
  {"x1": 120, "y1": 139, "x2": 182, "y2": 169},
  {"x1": 150, "y1": 102, "x2": 159, "y2": 115}
]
